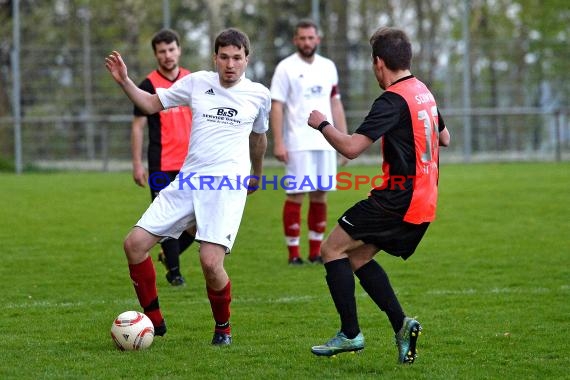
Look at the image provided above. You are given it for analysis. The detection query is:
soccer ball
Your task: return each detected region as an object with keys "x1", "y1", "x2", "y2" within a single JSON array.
[{"x1": 110, "y1": 311, "x2": 154, "y2": 351}]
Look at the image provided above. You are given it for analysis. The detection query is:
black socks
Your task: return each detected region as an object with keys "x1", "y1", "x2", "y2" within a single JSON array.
[
  {"x1": 324, "y1": 258, "x2": 360, "y2": 339},
  {"x1": 355, "y1": 260, "x2": 405, "y2": 333}
]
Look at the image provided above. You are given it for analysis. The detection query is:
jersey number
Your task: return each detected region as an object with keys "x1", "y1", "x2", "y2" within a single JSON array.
[{"x1": 418, "y1": 106, "x2": 439, "y2": 163}]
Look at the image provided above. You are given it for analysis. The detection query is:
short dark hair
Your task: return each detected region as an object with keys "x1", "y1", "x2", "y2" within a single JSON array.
[
  {"x1": 369, "y1": 27, "x2": 412, "y2": 71},
  {"x1": 151, "y1": 28, "x2": 181, "y2": 52},
  {"x1": 214, "y1": 28, "x2": 250, "y2": 56},
  {"x1": 295, "y1": 18, "x2": 319, "y2": 35}
]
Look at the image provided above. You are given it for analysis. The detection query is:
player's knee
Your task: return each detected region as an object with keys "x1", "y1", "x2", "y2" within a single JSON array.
[
  {"x1": 123, "y1": 234, "x2": 147, "y2": 264},
  {"x1": 123, "y1": 236, "x2": 134, "y2": 256},
  {"x1": 199, "y1": 254, "x2": 221, "y2": 277},
  {"x1": 201, "y1": 263, "x2": 225, "y2": 286}
]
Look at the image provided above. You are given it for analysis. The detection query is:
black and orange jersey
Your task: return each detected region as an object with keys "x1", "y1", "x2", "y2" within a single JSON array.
[
  {"x1": 134, "y1": 69, "x2": 192, "y2": 173},
  {"x1": 355, "y1": 75, "x2": 446, "y2": 224}
]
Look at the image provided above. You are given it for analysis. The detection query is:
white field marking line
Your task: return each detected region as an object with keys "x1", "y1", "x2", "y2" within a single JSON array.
[
  {"x1": 426, "y1": 286, "x2": 563, "y2": 296},
  {"x1": 6, "y1": 285, "x2": 568, "y2": 310},
  {"x1": 5, "y1": 295, "x2": 316, "y2": 310}
]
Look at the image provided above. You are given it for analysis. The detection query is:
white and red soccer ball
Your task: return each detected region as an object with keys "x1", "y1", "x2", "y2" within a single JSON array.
[{"x1": 110, "y1": 311, "x2": 154, "y2": 351}]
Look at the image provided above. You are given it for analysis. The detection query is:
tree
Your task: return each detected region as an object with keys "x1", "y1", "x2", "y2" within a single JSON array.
[{"x1": 0, "y1": 0, "x2": 567, "y2": 164}]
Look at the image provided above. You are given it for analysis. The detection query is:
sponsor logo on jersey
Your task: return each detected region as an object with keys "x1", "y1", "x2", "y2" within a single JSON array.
[
  {"x1": 303, "y1": 85, "x2": 323, "y2": 98},
  {"x1": 210, "y1": 107, "x2": 238, "y2": 117}
]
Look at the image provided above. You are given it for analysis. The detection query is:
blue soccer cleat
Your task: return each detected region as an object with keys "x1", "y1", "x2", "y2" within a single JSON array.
[
  {"x1": 311, "y1": 331, "x2": 365, "y2": 356},
  {"x1": 395, "y1": 317, "x2": 422, "y2": 364}
]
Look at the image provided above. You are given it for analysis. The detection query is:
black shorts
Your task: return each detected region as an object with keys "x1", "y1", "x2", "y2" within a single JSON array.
[
  {"x1": 337, "y1": 198, "x2": 430, "y2": 260},
  {"x1": 149, "y1": 171, "x2": 179, "y2": 201}
]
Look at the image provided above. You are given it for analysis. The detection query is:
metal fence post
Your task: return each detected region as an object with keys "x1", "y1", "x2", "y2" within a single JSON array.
[
  {"x1": 554, "y1": 110, "x2": 561, "y2": 162},
  {"x1": 12, "y1": 0, "x2": 22, "y2": 174}
]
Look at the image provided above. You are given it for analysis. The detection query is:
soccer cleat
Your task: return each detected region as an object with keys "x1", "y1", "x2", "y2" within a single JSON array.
[
  {"x1": 288, "y1": 257, "x2": 304, "y2": 265},
  {"x1": 165, "y1": 272, "x2": 186, "y2": 286},
  {"x1": 154, "y1": 320, "x2": 167, "y2": 337},
  {"x1": 311, "y1": 331, "x2": 365, "y2": 356},
  {"x1": 395, "y1": 317, "x2": 422, "y2": 364},
  {"x1": 211, "y1": 332, "x2": 232, "y2": 346},
  {"x1": 308, "y1": 255, "x2": 323, "y2": 264}
]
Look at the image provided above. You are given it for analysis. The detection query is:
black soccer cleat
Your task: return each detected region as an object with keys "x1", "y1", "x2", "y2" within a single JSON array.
[
  {"x1": 288, "y1": 257, "x2": 304, "y2": 265},
  {"x1": 308, "y1": 256, "x2": 323, "y2": 264},
  {"x1": 154, "y1": 320, "x2": 167, "y2": 337},
  {"x1": 211, "y1": 332, "x2": 232, "y2": 346},
  {"x1": 165, "y1": 272, "x2": 186, "y2": 286}
]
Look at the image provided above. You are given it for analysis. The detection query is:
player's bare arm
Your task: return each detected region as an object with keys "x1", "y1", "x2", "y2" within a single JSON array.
[
  {"x1": 308, "y1": 110, "x2": 373, "y2": 160},
  {"x1": 130, "y1": 115, "x2": 148, "y2": 187},
  {"x1": 269, "y1": 100, "x2": 288, "y2": 163},
  {"x1": 330, "y1": 97, "x2": 348, "y2": 135},
  {"x1": 330, "y1": 96, "x2": 350, "y2": 165},
  {"x1": 439, "y1": 127, "x2": 450, "y2": 147},
  {"x1": 105, "y1": 51, "x2": 164, "y2": 115},
  {"x1": 248, "y1": 131, "x2": 267, "y2": 194}
]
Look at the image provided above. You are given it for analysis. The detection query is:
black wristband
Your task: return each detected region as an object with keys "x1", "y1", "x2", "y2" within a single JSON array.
[{"x1": 317, "y1": 121, "x2": 331, "y2": 133}]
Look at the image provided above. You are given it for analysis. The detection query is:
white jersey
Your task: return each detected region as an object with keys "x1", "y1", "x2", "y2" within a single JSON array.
[
  {"x1": 157, "y1": 71, "x2": 271, "y2": 179},
  {"x1": 270, "y1": 53, "x2": 339, "y2": 151}
]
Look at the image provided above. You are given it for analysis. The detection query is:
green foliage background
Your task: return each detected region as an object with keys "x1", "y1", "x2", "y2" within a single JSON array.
[{"x1": 0, "y1": 0, "x2": 568, "y2": 166}]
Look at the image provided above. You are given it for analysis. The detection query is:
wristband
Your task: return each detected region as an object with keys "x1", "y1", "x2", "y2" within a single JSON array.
[{"x1": 317, "y1": 120, "x2": 331, "y2": 133}]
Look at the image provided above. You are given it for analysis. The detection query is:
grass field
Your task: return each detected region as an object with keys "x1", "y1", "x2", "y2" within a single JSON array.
[{"x1": 1, "y1": 162, "x2": 568, "y2": 379}]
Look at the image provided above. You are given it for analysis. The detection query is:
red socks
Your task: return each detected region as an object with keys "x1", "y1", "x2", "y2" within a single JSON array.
[
  {"x1": 128, "y1": 256, "x2": 163, "y2": 327},
  {"x1": 207, "y1": 281, "x2": 232, "y2": 334},
  {"x1": 284, "y1": 200, "x2": 327, "y2": 260},
  {"x1": 308, "y1": 201, "x2": 327, "y2": 259},
  {"x1": 283, "y1": 200, "x2": 301, "y2": 260},
  {"x1": 129, "y1": 257, "x2": 233, "y2": 335}
]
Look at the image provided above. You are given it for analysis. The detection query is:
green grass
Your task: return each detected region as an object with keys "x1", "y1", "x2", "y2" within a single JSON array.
[{"x1": 1, "y1": 162, "x2": 568, "y2": 379}]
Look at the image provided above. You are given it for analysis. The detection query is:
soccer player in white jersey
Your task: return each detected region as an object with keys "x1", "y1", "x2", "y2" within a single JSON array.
[
  {"x1": 270, "y1": 19, "x2": 348, "y2": 265},
  {"x1": 105, "y1": 28, "x2": 270, "y2": 346}
]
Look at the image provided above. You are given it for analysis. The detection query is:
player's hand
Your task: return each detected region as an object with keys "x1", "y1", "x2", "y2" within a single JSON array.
[
  {"x1": 307, "y1": 110, "x2": 327, "y2": 129},
  {"x1": 273, "y1": 142, "x2": 288, "y2": 163},
  {"x1": 105, "y1": 51, "x2": 129, "y2": 85},
  {"x1": 246, "y1": 175, "x2": 260, "y2": 195},
  {"x1": 132, "y1": 165, "x2": 148, "y2": 188}
]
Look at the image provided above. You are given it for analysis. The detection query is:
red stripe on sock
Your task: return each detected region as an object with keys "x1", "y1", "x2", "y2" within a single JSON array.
[
  {"x1": 284, "y1": 200, "x2": 302, "y2": 259},
  {"x1": 308, "y1": 201, "x2": 327, "y2": 233},
  {"x1": 309, "y1": 202, "x2": 327, "y2": 257}
]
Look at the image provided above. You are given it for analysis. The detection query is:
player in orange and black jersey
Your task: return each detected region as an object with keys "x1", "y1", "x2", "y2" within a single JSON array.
[
  {"x1": 131, "y1": 29, "x2": 194, "y2": 286},
  {"x1": 307, "y1": 27, "x2": 450, "y2": 364}
]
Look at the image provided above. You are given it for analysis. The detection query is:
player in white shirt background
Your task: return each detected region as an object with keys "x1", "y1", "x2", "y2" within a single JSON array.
[
  {"x1": 105, "y1": 28, "x2": 270, "y2": 346},
  {"x1": 270, "y1": 19, "x2": 348, "y2": 265}
]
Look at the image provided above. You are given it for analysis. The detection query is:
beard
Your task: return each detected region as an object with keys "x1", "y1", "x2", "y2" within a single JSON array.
[
  {"x1": 297, "y1": 45, "x2": 317, "y2": 59},
  {"x1": 160, "y1": 61, "x2": 178, "y2": 72}
]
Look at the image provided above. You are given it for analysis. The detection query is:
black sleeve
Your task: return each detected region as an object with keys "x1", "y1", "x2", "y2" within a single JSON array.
[
  {"x1": 133, "y1": 78, "x2": 155, "y2": 116},
  {"x1": 437, "y1": 109, "x2": 446, "y2": 132},
  {"x1": 354, "y1": 91, "x2": 407, "y2": 142}
]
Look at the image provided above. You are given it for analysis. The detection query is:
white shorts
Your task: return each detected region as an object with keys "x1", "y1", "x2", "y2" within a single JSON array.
[
  {"x1": 284, "y1": 150, "x2": 337, "y2": 194},
  {"x1": 136, "y1": 175, "x2": 247, "y2": 252}
]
